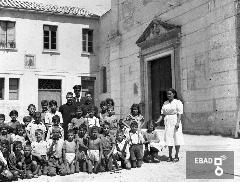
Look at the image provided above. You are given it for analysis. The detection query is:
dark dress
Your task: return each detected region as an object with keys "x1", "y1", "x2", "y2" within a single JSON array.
[{"x1": 59, "y1": 103, "x2": 77, "y2": 139}]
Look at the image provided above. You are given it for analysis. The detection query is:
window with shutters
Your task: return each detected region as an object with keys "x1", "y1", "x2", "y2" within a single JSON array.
[
  {"x1": 9, "y1": 78, "x2": 19, "y2": 100},
  {"x1": 82, "y1": 29, "x2": 93, "y2": 53},
  {"x1": 0, "y1": 78, "x2": 4, "y2": 100},
  {"x1": 102, "y1": 66, "x2": 107, "y2": 93},
  {"x1": 0, "y1": 21, "x2": 16, "y2": 49},
  {"x1": 43, "y1": 25, "x2": 57, "y2": 50}
]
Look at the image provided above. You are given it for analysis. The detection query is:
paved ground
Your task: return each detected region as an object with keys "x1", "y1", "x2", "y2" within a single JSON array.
[{"x1": 19, "y1": 131, "x2": 240, "y2": 182}]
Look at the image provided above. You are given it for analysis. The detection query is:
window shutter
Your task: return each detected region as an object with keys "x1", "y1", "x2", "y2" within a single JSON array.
[
  {"x1": 0, "y1": 22, "x2": 7, "y2": 46},
  {"x1": 102, "y1": 66, "x2": 107, "y2": 93},
  {"x1": 6, "y1": 22, "x2": 15, "y2": 48}
]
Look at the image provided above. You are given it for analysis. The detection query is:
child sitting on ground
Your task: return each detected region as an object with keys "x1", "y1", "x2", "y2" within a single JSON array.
[
  {"x1": 113, "y1": 131, "x2": 131, "y2": 170},
  {"x1": 100, "y1": 122, "x2": 115, "y2": 172},
  {"x1": 88, "y1": 126, "x2": 102, "y2": 174},
  {"x1": 75, "y1": 124, "x2": 89, "y2": 173},
  {"x1": 63, "y1": 129, "x2": 77, "y2": 175},
  {"x1": 22, "y1": 144, "x2": 38, "y2": 179},
  {"x1": 0, "y1": 139, "x2": 15, "y2": 181},
  {"x1": 8, "y1": 141, "x2": 25, "y2": 179},
  {"x1": 31, "y1": 129, "x2": 48, "y2": 176},
  {"x1": 143, "y1": 120, "x2": 165, "y2": 163},
  {"x1": 46, "y1": 115, "x2": 64, "y2": 140},
  {"x1": 127, "y1": 121, "x2": 144, "y2": 168},
  {"x1": 47, "y1": 127, "x2": 67, "y2": 176}
]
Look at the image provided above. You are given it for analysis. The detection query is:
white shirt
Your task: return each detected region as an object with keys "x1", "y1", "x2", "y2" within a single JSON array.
[
  {"x1": 46, "y1": 125, "x2": 64, "y2": 140},
  {"x1": 161, "y1": 99, "x2": 183, "y2": 115},
  {"x1": 26, "y1": 121, "x2": 46, "y2": 142},
  {"x1": 115, "y1": 139, "x2": 130, "y2": 159},
  {"x1": 31, "y1": 140, "x2": 48, "y2": 156},
  {"x1": 87, "y1": 116, "x2": 100, "y2": 128},
  {"x1": 47, "y1": 139, "x2": 64, "y2": 159},
  {"x1": 127, "y1": 131, "x2": 144, "y2": 145},
  {"x1": 0, "y1": 150, "x2": 7, "y2": 165},
  {"x1": 45, "y1": 111, "x2": 63, "y2": 125}
]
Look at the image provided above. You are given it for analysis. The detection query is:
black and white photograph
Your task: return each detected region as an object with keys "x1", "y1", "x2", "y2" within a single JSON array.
[{"x1": 0, "y1": 0, "x2": 239, "y2": 181}]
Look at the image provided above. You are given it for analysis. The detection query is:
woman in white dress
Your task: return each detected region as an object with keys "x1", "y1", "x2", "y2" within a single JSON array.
[{"x1": 156, "y1": 88, "x2": 184, "y2": 162}]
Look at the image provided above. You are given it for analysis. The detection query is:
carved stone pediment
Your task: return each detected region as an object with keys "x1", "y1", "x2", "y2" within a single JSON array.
[{"x1": 136, "y1": 18, "x2": 180, "y2": 48}]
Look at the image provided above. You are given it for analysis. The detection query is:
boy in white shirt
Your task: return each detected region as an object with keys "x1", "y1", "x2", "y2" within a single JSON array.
[
  {"x1": 127, "y1": 121, "x2": 144, "y2": 168},
  {"x1": 31, "y1": 129, "x2": 48, "y2": 175}
]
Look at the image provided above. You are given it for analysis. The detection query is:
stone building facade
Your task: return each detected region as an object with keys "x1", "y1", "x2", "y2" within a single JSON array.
[
  {"x1": 0, "y1": 0, "x2": 99, "y2": 121},
  {"x1": 98, "y1": 0, "x2": 239, "y2": 136}
]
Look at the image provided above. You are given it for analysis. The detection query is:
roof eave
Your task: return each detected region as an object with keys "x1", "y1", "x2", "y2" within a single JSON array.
[{"x1": 0, "y1": 6, "x2": 100, "y2": 19}]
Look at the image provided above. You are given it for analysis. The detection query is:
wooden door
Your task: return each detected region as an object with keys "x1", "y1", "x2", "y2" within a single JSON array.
[
  {"x1": 151, "y1": 55, "x2": 172, "y2": 125},
  {"x1": 38, "y1": 79, "x2": 62, "y2": 110}
]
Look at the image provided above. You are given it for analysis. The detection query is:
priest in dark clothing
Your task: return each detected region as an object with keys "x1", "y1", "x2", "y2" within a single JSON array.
[{"x1": 59, "y1": 92, "x2": 77, "y2": 139}]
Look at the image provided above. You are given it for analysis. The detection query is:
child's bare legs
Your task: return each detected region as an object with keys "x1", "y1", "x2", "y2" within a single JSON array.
[
  {"x1": 82, "y1": 160, "x2": 87, "y2": 172},
  {"x1": 93, "y1": 161, "x2": 99, "y2": 174},
  {"x1": 167, "y1": 146, "x2": 173, "y2": 162},
  {"x1": 87, "y1": 160, "x2": 93, "y2": 174},
  {"x1": 70, "y1": 162, "x2": 75, "y2": 174},
  {"x1": 174, "y1": 145, "x2": 180, "y2": 162}
]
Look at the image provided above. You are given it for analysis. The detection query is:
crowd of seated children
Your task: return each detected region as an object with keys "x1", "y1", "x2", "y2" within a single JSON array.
[{"x1": 0, "y1": 98, "x2": 166, "y2": 181}]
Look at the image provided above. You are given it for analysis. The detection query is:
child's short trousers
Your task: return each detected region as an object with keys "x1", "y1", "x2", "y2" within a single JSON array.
[
  {"x1": 129, "y1": 144, "x2": 143, "y2": 161},
  {"x1": 88, "y1": 150, "x2": 100, "y2": 162},
  {"x1": 76, "y1": 151, "x2": 87, "y2": 161},
  {"x1": 66, "y1": 153, "x2": 75, "y2": 164}
]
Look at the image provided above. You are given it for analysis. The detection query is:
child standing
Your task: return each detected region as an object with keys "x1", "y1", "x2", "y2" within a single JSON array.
[
  {"x1": 118, "y1": 119, "x2": 130, "y2": 138},
  {"x1": 0, "y1": 114, "x2": 5, "y2": 125},
  {"x1": 69, "y1": 107, "x2": 86, "y2": 133},
  {"x1": 22, "y1": 116, "x2": 32, "y2": 128},
  {"x1": 86, "y1": 106, "x2": 100, "y2": 130},
  {"x1": 63, "y1": 129, "x2": 77, "y2": 174},
  {"x1": 0, "y1": 124, "x2": 12, "y2": 149},
  {"x1": 26, "y1": 112, "x2": 46, "y2": 143},
  {"x1": 124, "y1": 104, "x2": 145, "y2": 130},
  {"x1": 100, "y1": 122, "x2": 115, "y2": 172},
  {"x1": 31, "y1": 129, "x2": 48, "y2": 176},
  {"x1": 88, "y1": 126, "x2": 102, "y2": 174},
  {"x1": 104, "y1": 106, "x2": 118, "y2": 137},
  {"x1": 8, "y1": 110, "x2": 21, "y2": 134},
  {"x1": 27, "y1": 104, "x2": 36, "y2": 122},
  {"x1": 143, "y1": 120, "x2": 164, "y2": 163},
  {"x1": 46, "y1": 115, "x2": 64, "y2": 140},
  {"x1": 11, "y1": 125, "x2": 27, "y2": 150},
  {"x1": 75, "y1": 124, "x2": 89, "y2": 173},
  {"x1": 45, "y1": 100, "x2": 63, "y2": 129},
  {"x1": 40, "y1": 100, "x2": 49, "y2": 124},
  {"x1": 127, "y1": 121, "x2": 144, "y2": 168},
  {"x1": 47, "y1": 127, "x2": 67, "y2": 176},
  {"x1": 113, "y1": 131, "x2": 131, "y2": 170}
]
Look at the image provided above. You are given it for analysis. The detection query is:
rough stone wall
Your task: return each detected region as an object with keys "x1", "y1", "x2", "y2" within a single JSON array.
[{"x1": 100, "y1": 0, "x2": 238, "y2": 135}]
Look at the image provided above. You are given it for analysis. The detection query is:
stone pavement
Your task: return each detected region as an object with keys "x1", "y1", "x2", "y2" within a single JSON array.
[{"x1": 20, "y1": 131, "x2": 240, "y2": 182}]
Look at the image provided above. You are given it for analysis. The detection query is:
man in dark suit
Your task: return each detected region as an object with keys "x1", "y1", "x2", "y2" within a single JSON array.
[{"x1": 73, "y1": 85, "x2": 83, "y2": 107}]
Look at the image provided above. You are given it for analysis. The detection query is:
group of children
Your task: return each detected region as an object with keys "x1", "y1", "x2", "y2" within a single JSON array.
[{"x1": 0, "y1": 98, "x2": 165, "y2": 181}]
